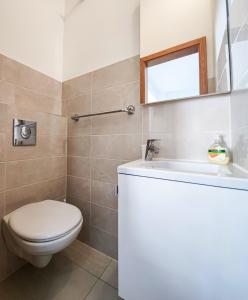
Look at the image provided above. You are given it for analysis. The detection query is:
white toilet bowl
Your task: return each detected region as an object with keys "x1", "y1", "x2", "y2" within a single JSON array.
[{"x1": 2, "y1": 200, "x2": 83, "y2": 268}]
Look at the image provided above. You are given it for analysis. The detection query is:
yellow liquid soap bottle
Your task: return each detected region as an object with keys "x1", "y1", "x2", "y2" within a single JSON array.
[{"x1": 208, "y1": 135, "x2": 230, "y2": 165}]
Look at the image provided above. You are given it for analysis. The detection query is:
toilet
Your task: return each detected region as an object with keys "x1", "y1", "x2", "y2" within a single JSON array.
[{"x1": 2, "y1": 200, "x2": 83, "y2": 268}]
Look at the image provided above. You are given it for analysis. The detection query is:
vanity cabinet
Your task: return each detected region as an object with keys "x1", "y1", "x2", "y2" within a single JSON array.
[{"x1": 118, "y1": 166, "x2": 248, "y2": 300}]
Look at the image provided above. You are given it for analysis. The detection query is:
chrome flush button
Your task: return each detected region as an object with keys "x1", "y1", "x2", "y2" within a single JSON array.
[
  {"x1": 20, "y1": 125, "x2": 32, "y2": 139},
  {"x1": 13, "y1": 119, "x2": 37, "y2": 146}
]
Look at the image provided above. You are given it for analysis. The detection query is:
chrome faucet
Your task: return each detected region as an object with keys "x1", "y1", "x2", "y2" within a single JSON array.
[{"x1": 145, "y1": 139, "x2": 160, "y2": 161}]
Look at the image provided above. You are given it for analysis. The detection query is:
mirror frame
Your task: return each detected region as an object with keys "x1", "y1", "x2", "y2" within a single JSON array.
[
  {"x1": 140, "y1": 0, "x2": 232, "y2": 106},
  {"x1": 140, "y1": 37, "x2": 209, "y2": 104}
]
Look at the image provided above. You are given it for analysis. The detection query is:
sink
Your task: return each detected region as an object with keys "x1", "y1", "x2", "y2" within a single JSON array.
[
  {"x1": 118, "y1": 159, "x2": 248, "y2": 190},
  {"x1": 137, "y1": 160, "x2": 224, "y2": 176}
]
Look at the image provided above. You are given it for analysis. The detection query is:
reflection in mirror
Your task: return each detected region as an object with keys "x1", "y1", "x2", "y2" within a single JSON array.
[{"x1": 140, "y1": 0, "x2": 231, "y2": 104}]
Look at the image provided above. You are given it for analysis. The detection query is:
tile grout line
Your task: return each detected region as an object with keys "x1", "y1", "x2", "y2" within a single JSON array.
[
  {"x1": 98, "y1": 258, "x2": 113, "y2": 281},
  {"x1": 65, "y1": 79, "x2": 140, "y2": 103},
  {"x1": 82, "y1": 261, "x2": 116, "y2": 300},
  {"x1": 82, "y1": 277, "x2": 99, "y2": 300},
  {"x1": 4, "y1": 175, "x2": 66, "y2": 193},
  {"x1": 1, "y1": 77, "x2": 62, "y2": 102}
]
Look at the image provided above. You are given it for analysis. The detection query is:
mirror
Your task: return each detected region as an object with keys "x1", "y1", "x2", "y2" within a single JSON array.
[{"x1": 140, "y1": 0, "x2": 231, "y2": 104}]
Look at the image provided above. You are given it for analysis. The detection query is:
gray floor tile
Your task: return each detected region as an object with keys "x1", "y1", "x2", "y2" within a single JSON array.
[
  {"x1": 101, "y1": 259, "x2": 118, "y2": 289},
  {"x1": 85, "y1": 280, "x2": 121, "y2": 300},
  {"x1": 61, "y1": 240, "x2": 111, "y2": 277},
  {"x1": 0, "y1": 254, "x2": 97, "y2": 300}
]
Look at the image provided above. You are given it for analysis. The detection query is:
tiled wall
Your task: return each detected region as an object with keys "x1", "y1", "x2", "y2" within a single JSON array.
[
  {"x1": 63, "y1": 57, "x2": 140, "y2": 259},
  {"x1": 229, "y1": 0, "x2": 248, "y2": 170},
  {"x1": 63, "y1": 56, "x2": 231, "y2": 259},
  {"x1": 0, "y1": 54, "x2": 67, "y2": 281}
]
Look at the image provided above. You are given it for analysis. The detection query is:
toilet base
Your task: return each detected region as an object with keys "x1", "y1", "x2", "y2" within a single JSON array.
[
  {"x1": 26, "y1": 254, "x2": 53, "y2": 268},
  {"x1": 2, "y1": 221, "x2": 53, "y2": 268}
]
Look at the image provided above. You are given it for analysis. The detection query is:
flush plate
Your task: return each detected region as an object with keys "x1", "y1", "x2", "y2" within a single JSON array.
[{"x1": 13, "y1": 119, "x2": 37, "y2": 146}]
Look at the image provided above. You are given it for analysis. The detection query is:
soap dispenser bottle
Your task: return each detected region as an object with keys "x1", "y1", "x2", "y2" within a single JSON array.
[{"x1": 208, "y1": 135, "x2": 230, "y2": 165}]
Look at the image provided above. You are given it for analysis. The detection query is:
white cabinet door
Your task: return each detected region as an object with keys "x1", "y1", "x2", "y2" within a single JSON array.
[{"x1": 118, "y1": 174, "x2": 248, "y2": 300}]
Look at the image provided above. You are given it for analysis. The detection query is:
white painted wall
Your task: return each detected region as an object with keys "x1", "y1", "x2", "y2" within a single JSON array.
[
  {"x1": 0, "y1": 0, "x2": 65, "y2": 81},
  {"x1": 140, "y1": 0, "x2": 215, "y2": 79},
  {"x1": 63, "y1": 0, "x2": 140, "y2": 80}
]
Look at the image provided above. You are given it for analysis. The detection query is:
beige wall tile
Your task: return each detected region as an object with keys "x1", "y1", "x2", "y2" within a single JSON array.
[
  {"x1": 91, "y1": 204, "x2": 118, "y2": 238},
  {"x1": 78, "y1": 224, "x2": 91, "y2": 243},
  {"x1": 89, "y1": 227, "x2": 118, "y2": 259},
  {"x1": 14, "y1": 86, "x2": 61, "y2": 115},
  {"x1": 92, "y1": 112, "x2": 141, "y2": 135},
  {"x1": 92, "y1": 57, "x2": 139, "y2": 91},
  {"x1": 5, "y1": 182, "x2": 45, "y2": 213},
  {"x1": 92, "y1": 82, "x2": 141, "y2": 135},
  {"x1": 5, "y1": 177, "x2": 66, "y2": 214},
  {"x1": 91, "y1": 159, "x2": 126, "y2": 184},
  {"x1": 66, "y1": 93, "x2": 91, "y2": 115},
  {"x1": 0, "y1": 134, "x2": 6, "y2": 162},
  {"x1": 91, "y1": 134, "x2": 141, "y2": 160},
  {"x1": 68, "y1": 156, "x2": 91, "y2": 178},
  {"x1": 6, "y1": 135, "x2": 66, "y2": 161},
  {"x1": 1, "y1": 55, "x2": 61, "y2": 100},
  {"x1": 68, "y1": 118, "x2": 91, "y2": 137},
  {"x1": 6, "y1": 107, "x2": 67, "y2": 137},
  {"x1": 92, "y1": 81, "x2": 139, "y2": 113},
  {"x1": 67, "y1": 176, "x2": 90, "y2": 202},
  {"x1": 0, "y1": 54, "x2": 66, "y2": 281},
  {"x1": 43, "y1": 177, "x2": 67, "y2": 201},
  {"x1": 47, "y1": 135, "x2": 67, "y2": 157},
  {"x1": 0, "y1": 164, "x2": 5, "y2": 192},
  {"x1": 37, "y1": 113, "x2": 67, "y2": 136},
  {"x1": 67, "y1": 197, "x2": 90, "y2": 228},
  {"x1": 0, "y1": 192, "x2": 5, "y2": 217},
  {"x1": 6, "y1": 157, "x2": 66, "y2": 189},
  {"x1": 0, "y1": 81, "x2": 15, "y2": 105},
  {"x1": 68, "y1": 136, "x2": 91, "y2": 157},
  {"x1": 68, "y1": 198, "x2": 90, "y2": 242},
  {"x1": 91, "y1": 180, "x2": 117, "y2": 210},
  {"x1": 62, "y1": 73, "x2": 92, "y2": 100},
  {"x1": 0, "y1": 103, "x2": 8, "y2": 131}
]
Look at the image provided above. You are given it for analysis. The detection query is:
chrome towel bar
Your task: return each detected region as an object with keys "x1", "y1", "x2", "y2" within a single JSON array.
[{"x1": 71, "y1": 105, "x2": 135, "y2": 121}]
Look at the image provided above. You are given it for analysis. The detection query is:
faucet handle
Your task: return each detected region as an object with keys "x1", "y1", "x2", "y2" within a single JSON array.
[
  {"x1": 145, "y1": 139, "x2": 160, "y2": 160},
  {"x1": 147, "y1": 139, "x2": 160, "y2": 149}
]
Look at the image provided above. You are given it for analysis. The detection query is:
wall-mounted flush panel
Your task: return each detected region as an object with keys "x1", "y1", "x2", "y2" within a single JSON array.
[{"x1": 13, "y1": 119, "x2": 37, "y2": 146}]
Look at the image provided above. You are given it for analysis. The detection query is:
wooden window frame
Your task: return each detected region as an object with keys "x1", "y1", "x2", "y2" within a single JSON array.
[{"x1": 140, "y1": 37, "x2": 208, "y2": 104}]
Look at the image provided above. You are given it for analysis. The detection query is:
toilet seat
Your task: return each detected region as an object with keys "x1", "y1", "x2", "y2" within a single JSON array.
[{"x1": 8, "y1": 200, "x2": 83, "y2": 243}]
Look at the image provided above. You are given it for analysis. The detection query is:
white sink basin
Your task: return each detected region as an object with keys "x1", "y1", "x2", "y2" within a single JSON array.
[
  {"x1": 137, "y1": 160, "x2": 225, "y2": 176},
  {"x1": 118, "y1": 159, "x2": 248, "y2": 190}
]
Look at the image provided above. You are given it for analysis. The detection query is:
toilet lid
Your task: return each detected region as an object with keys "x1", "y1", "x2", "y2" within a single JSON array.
[{"x1": 8, "y1": 200, "x2": 83, "y2": 242}]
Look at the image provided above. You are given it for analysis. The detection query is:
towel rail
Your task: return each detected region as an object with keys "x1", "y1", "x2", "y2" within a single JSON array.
[{"x1": 71, "y1": 105, "x2": 135, "y2": 121}]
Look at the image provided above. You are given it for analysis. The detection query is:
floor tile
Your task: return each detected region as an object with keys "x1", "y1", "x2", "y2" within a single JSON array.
[
  {"x1": 101, "y1": 259, "x2": 118, "y2": 289},
  {"x1": 85, "y1": 280, "x2": 121, "y2": 300},
  {"x1": 61, "y1": 240, "x2": 111, "y2": 277},
  {"x1": 0, "y1": 254, "x2": 97, "y2": 300}
]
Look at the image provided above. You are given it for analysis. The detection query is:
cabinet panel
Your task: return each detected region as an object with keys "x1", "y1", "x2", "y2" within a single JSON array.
[{"x1": 118, "y1": 174, "x2": 248, "y2": 300}]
